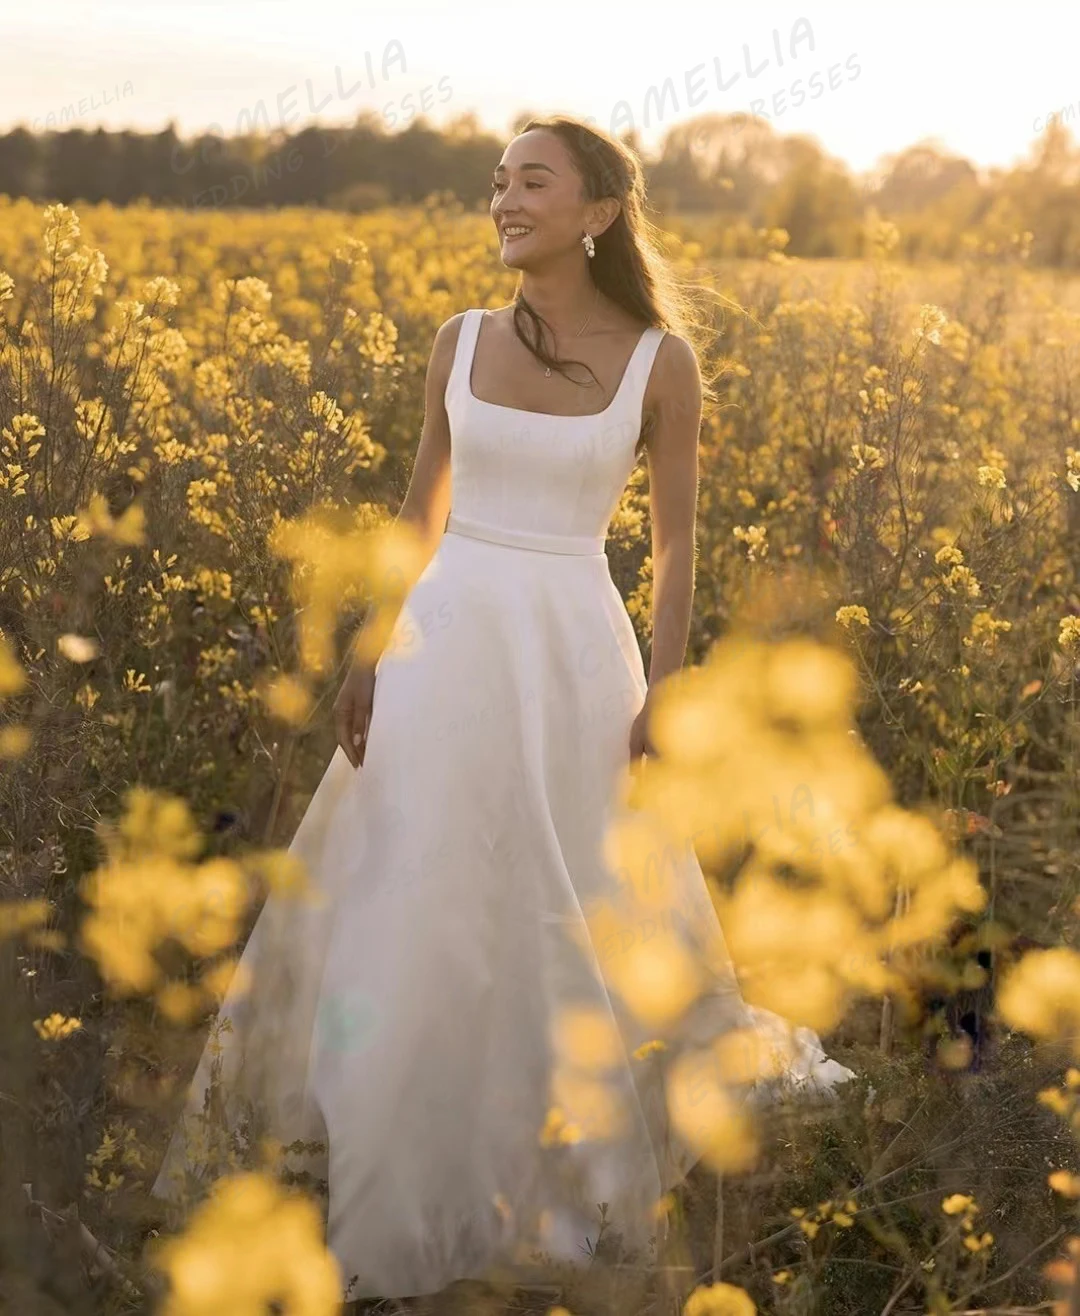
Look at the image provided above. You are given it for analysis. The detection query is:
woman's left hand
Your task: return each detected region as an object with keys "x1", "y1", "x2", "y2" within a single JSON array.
[{"x1": 629, "y1": 694, "x2": 658, "y2": 764}]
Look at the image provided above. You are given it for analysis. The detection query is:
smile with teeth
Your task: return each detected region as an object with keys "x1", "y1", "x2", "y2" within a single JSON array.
[{"x1": 502, "y1": 226, "x2": 533, "y2": 239}]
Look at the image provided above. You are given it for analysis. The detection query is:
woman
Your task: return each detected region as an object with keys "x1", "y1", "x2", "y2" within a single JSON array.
[{"x1": 150, "y1": 115, "x2": 855, "y2": 1304}]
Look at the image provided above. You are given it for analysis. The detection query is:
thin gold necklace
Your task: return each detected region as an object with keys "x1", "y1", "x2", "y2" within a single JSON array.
[{"x1": 544, "y1": 284, "x2": 600, "y2": 377}]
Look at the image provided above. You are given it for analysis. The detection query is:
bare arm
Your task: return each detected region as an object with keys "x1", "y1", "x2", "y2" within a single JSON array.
[
  {"x1": 641, "y1": 333, "x2": 703, "y2": 692},
  {"x1": 334, "y1": 313, "x2": 463, "y2": 766}
]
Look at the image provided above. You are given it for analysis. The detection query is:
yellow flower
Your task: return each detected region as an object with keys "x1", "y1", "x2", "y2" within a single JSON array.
[
  {"x1": 75, "y1": 492, "x2": 146, "y2": 545},
  {"x1": 1038, "y1": 1086, "x2": 1074, "y2": 1117},
  {"x1": 0, "y1": 633, "x2": 27, "y2": 696},
  {"x1": 942, "y1": 1193, "x2": 976, "y2": 1215},
  {"x1": 551, "y1": 1004, "x2": 623, "y2": 1072},
  {"x1": 850, "y1": 442, "x2": 886, "y2": 472},
  {"x1": 1049, "y1": 1170, "x2": 1080, "y2": 1197},
  {"x1": 148, "y1": 1170, "x2": 341, "y2": 1314},
  {"x1": 914, "y1": 304, "x2": 948, "y2": 344},
  {"x1": 57, "y1": 633, "x2": 100, "y2": 663},
  {"x1": 683, "y1": 1280, "x2": 756, "y2": 1316},
  {"x1": 260, "y1": 673, "x2": 313, "y2": 726},
  {"x1": 538, "y1": 1105, "x2": 584, "y2": 1148},
  {"x1": 732, "y1": 524, "x2": 768, "y2": 561},
  {"x1": 34, "y1": 1012, "x2": 82, "y2": 1040},
  {"x1": 835, "y1": 605, "x2": 870, "y2": 629},
  {"x1": 963, "y1": 611, "x2": 1011, "y2": 650},
  {"x1": 0, "y1": 725, "x2": 32, "y2": 759},
  {"x1": 976, "y1": 464, "x2": 1006, "y2": 490},
  {"x1": 666, "y1": 1049, "x2": 759, "y2": 1174},
  {"x1": 941, "y1": 565, "x2": 981, "y2": 598},
  {"x1": 935, "y1": 544, "x2": 964, "y2": 566},
  {"x1": 633, "y1": 1038, "x2": 667, "y2": 1061},
  {"x1": 997, "y1": 947, "x2": 1080, "y2": 1044},
  {"x1": 1059, "y1": 617, "x2": 1080, "y2": 655},
  {"x1": 0, "y1": 898, "x2": 49, "y2": 940}
]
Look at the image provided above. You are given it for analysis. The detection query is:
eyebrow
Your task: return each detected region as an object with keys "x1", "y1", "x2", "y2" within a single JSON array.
[{"x1": 492, "y1": 162, "x2": 557, "y2": 176}]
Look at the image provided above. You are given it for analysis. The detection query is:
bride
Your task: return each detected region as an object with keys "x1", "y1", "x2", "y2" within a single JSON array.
[{"x1": 150, "y1": 113, "x2": 855, "y2": 1305}]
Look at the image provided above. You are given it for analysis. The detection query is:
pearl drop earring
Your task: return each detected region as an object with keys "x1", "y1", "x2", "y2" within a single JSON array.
[{"x1": 582, "y1": 232, "x2": 595, "y2": 258}]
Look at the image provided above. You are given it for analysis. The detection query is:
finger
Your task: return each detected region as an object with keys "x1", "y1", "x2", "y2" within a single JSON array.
[
  {"x1": 353, "y1": 709, "x2": 371, "y2": 768},
  {"x1": 357, "y1": 678, "x2": 377, "y2": 766},
  {"x1": 336, "y1": 703, "x2": 360, "y2": 769}
]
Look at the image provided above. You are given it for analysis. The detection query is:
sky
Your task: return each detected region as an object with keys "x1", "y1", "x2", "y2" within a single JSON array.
[{"x1": 2, "y1": 0, "x2": 1079, "y2": 177}]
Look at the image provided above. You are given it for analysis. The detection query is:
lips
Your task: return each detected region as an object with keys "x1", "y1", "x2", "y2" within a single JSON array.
[{"x1": 501, "y1": 226, "x2": 533, "y2": 241}]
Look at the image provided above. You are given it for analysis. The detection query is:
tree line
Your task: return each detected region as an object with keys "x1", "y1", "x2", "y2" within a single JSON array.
[{"x1": 2, "y1": 109, "x2": 1079, "y2": 266}]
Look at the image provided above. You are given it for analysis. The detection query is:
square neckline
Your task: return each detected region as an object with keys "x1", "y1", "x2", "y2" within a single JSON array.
[{"x1": 465, "y1": 308, "x2": 655, "y2": 422}]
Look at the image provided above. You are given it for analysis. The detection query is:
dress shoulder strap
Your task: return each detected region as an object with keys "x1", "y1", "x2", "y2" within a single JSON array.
[
  {"x1": 444, "y1": 308, "x2": 483, "y2": 410},
  {"x1": 617, "y1": 325, "x2": 668, "y2": 424}
]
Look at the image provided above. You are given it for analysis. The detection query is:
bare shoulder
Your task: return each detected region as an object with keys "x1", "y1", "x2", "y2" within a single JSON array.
[
  {"x1": 424, "y1": 311, "x2": 471, "y2": 394},
  {"x1": 653, "y1": 331, "x2": 701, "y2": 389},
  {"x1": 431, "y1": 311, "x2": 469, "y2": 362},
  {"x1": 643, "y1": 330, "x2": 703, "y2": 433}
]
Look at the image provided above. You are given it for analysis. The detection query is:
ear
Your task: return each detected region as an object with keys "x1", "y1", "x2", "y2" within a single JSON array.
[{"x1": 587, "y1": 196, "x2": 622, "y2": 238}]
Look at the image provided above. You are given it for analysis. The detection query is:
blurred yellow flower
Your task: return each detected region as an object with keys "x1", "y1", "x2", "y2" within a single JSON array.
[
  {"x1": 666, "y1": 1049, "x2": 759, "y2": 1174},
  {"x1": 551, "y1": 1004, "x2": 623, "y2": 1072},
  {"x1": 76, "y1": 492, "x2": 146, "y2": 545},
  {"x1": 0, "y1": 724, "x2": 31, "y2": 758},
  {"x1": 149, "y1": 1170, "x2": 341, "y2": 1315},
  {"x1": 538, "y1": 1104, "x2": 584, "y2": 1148},
  {"x1": 976, "y1": 465, "x2": 1007, "y2": 490},
  {"x1": 997, "y1": 947, "x2": 1080, "y2": 1048},
  {"x1": 683, "y1": 1280, "x2": 756, "y2": 1316},
  {"x1": 260, "y1": 673, "x2": 313, "y2": 725},
  {"x1": 914, "y1": 304, "x2": 948, "y2": 345},
  {"x1": 633, "y1": 1038, "x2": 667, "y2": 1061},
  {"x1": 1038, "y1": 1086, "x2": 1074, "y2": 1117},
  {"x1": 762, "y1": 638, "x2": 857, "y2": 734},
  {"x1": 58, "y1": 633, "x2": 100, "y2": 663},
  {"x1": 0, "y1": 633, "x2": 27, "y2": 696}
]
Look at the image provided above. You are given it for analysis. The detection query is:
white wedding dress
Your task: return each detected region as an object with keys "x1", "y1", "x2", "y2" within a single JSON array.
[{"x1": 150, "y1": 308, "x2": 856, "y2": 1301}]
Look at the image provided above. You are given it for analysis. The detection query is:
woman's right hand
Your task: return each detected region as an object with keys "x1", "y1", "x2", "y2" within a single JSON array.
[{"x1": 333, "y1": 660, "x2": 378, "y2": 769}]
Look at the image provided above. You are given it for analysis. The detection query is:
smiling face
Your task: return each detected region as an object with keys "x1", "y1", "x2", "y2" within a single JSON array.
[{"x1": 491, "y1": 128, "x2": 617, "y2": 271}]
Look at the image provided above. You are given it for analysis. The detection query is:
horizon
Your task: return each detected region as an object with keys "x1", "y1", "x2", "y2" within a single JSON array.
[{"x1": 2, "y1": 0, "x2": 1079, "y2": 178}]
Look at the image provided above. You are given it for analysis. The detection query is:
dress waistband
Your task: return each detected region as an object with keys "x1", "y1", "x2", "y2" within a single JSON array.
[{"x1": 444, "y1": 512, "x2": 605, "y2": 557}]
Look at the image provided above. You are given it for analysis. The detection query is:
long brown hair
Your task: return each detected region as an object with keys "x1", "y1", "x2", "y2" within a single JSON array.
[{"x1": 508, "y1": 114, "x2": 725, "y2": 441}]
